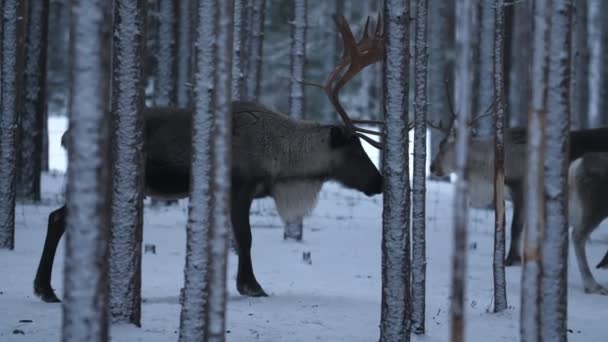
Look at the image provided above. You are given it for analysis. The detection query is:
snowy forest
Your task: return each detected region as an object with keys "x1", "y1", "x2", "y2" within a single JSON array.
[{"x1": 1, "y1": 0, "x2": 608, "y2": 341}]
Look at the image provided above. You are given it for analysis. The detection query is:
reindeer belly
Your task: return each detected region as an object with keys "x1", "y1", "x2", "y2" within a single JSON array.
[
  {"x1": 270, "y1": 180, "x2": 323, "y2": 223},
  {"x1": 144, "y1": 159, "x2": 190, "y2": 200}
]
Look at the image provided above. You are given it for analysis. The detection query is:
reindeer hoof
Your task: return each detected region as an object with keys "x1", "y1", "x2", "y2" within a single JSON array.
[
  {"x1": 237, "y1": 279, "x2": 268, "y2": 297},
  {"x1": 34, "y1": 284, "x2": 61, "y2": 303},
  {"x1": 505, "y1": 255, "x2": 522, "y2": 267},
  {"x1": 584, "y1": 283, "x2": 608, "y2": 295}
]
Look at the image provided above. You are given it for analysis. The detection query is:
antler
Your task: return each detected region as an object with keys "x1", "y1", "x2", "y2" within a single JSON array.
[{"x1": 308, "y1": 14, "x2": 385, "y2": 149}]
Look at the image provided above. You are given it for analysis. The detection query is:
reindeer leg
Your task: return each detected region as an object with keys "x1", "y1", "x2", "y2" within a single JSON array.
[
  {"x1": 573, "y1": 220, "x2": 608, "y2": 295},
  {"x1": 505, "y1": 184, "x2": 524, "y2": 266},
  {"x1": 231, "y1": 184, "x2": 267, "y2": 297},
  {"x1": 34, "y1": 206, "x2": 66, "y2": 302},
  {"x1": 596, "y1": 249, "x2": 608, "y2": 269}
]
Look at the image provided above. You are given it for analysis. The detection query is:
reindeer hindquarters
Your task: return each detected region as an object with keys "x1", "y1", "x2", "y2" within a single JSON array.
[
  {"x1": 231, "y1": 182, "x2": 267, "y2": 297},
  {"x1": 34, "y1": 206, "x2": 66, "y2": 302}
]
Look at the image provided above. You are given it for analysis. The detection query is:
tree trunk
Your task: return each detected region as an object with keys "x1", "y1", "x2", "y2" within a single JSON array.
[
  {"x1": 245, "y1": 0, "x2": 265, "y2": 102},
  {"x1": 411, "y1": 0, "x2": 427, "y2": 335},
  {"x1": 570, "y1": 0, "x2": 589, "y2": 129},
  {"x1": 109, "y1": 0, "x2": 146, "y2": 326},
  {"x1": 284, "y1": 0, "x2": 307, "y2": 241},
  {"x1": 205, "y1": 2, "x2": 233, "y2": 340},
  {"x1": 507, "y1": 0, "x2": 532, "y2": 128},
  {"x1": 154, "y1": 0, "x2": 177, "y2": 106},
  {"x1": 379, "y1": 1, "x2": 410, "y2": 341},
  {"x1": 62, "y1": 1, "x2": 112, "y2": 341},
  {"x1": 232, "y1": 0, "x2": 248, "y2": 100},
  {"x1": 176, "y1": 0, "x2": 193, "y2": 108},
  {"x1": 47, "y1": 0, "x2": 69, "y2": 117},
  {"x1": 18, "y1": 0, "x2": 49, "y2": 202},
  {"x1": 586, "y1": 0, "x2": 608, "y2": 128},
  {"x1": 450, "y1": 1, "x2": 475, "y2": 341},
  {"x1": 541, "y1": 1, "x2": 571, "y2": 341},
  {"x1": 492, "y1": 0, "x2": 508, "y2": 313},
  {"x1": 427, "y1": 0, "x2": 454, "y2": 174},
  {"x1": 520, "y1": 1, "x2": 549, "y2": 341},
  {"x1": 472, "y1": 0, "x2": 494, "y2": 137},
  {"x1": 0, "y1": 0, "x2": 27, "y2": 250}
]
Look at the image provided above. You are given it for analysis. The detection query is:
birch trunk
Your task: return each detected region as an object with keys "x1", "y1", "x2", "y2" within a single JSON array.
[
  {"x1": 541, "y1": 1, "x2": 571, "y2": 340},
  {"x1": 0, "y1": 0, "x2": 26, "y2": 250},
  {"x1": 570, "y1": 0, "x2": 588, "y2": 129},
  {"x1": 109, "y1": 0, "x2": 146, "y2": 326},
  {"x1": 18, "y1": 0, "x2": 49, "y2": 202},
  {"x1": 507, "y1": 0, "x2": 532, "y2": 128},
  {"x1": 587, "y1": 0, "x2": 608, "y2": 128},
  {"x1": 245, "y1": 0, "x2": 265, "y2": 102},
  {"x1": 284, "y1": 0, "x2": 307, "y2": 241},
  {"x1": 204, "y1": 2, "x2": 233, "y2": 340},
  {"x1": 520, "y1": 1, "x2": 550, "y2": 341},
  {"x1": 232, "y1": 0, "x2": 248, "y2": 100},
  {"x1": 411, "y1": 0, "x2": 427, "y2": 335},
  {"x1": 176, "y1": 0, "x2": 193, "y2": 108},
  {"x1": 450, "y1": 1, "x2": 475, "y2": 341},
  {"x1": 62, "y1": 1, "x2": 112, "y2": 341},
  {"x1": 178, "y1": 0, "x2": 215, "y2": 338},
  {"x1": 379, "y1": 1, "x2": 410, "y2": 341},
  {"x1": 472, "y1": 0, "x2": 494, "y2": 137},
  {"x1": 154, "y1": 0, "x2": 177, "y2": 106}
]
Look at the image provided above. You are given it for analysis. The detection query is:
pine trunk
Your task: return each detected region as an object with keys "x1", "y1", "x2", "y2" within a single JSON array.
[
  {"x1": 492, "y1": 0, "x2": 507, "y2": 313},
  {"x1": 379, "y1": 1, "x2": 410, "y2": 341},
  {"x1": 284, "y1": 0, "x2": 307, "y2": 241},
  {"x1": 507, "y1": 0, "x2": 532, "y2": 128},
  {"x1": 109, "y1": 0, "x2": 146, "y2": 326},
  {"x1": 411, "y1": 0, "x2": 427, "y2": 335},
  {"x1": 155, "y1": 0, "x2": 177, "y2": 106},
  {"x1": 245, "y1": 0, "x2": 265, "y2": 102},
  {"x1": 176, "y1": 0, "x2": 193, "y2": 107},
  {"x1": 541, "y1": 1, "x2": 571, "y2": 340},
  {"x1": 450, "y1": 1, "x2": 475, "y2": 341},
  {"x1": 520, "y1": 1, "x2": 550, "y2": 341},
  {"x1": 232, "y1": 0, "x2": 248, "y2": 100},
  {"x1": 0, "y1": 0, "x2": 26, "y2": 250},
  {"x1": 18, "y1": 0, "x2": 49, "y2": 202},
  {"x1": 62, "y1": 1, "x2": 112, "y2": 341}
]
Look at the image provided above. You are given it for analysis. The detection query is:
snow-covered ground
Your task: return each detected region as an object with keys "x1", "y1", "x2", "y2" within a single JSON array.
[{"x1": 1, "y1": 118, "x2": 607, "y2": 341}]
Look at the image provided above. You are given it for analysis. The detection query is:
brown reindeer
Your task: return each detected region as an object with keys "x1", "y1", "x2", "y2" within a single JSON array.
[
  {"x1": 429, "y1": 112, "x2": 608, "y2": 294},
  {"x1": 34, "y1": 15, "x2": 386, "y2": 302}
]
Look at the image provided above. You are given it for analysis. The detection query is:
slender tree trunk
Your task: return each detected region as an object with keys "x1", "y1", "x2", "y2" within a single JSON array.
[
  {"x1": 541, "y1": 1, "x2": 571, "y2": 341},
  {"x1": 18, "y1": 0, "x2": 49, "y2": 202},
  {"x1": 232, "y1": 0, "x2": 248, "y2": 100},
  {"x1": 284, "y1": 0, "x2": 307, "y2": 241},
  {"x1": 520, "y1": 1, "x2": 550, "y2": 341},
  {"x1": 428, "y1": 0, "x2": 454, "y2": 173},
  {"x1": 321, "y1": 0, "x2": 343, "y2": 123},
  {"x1": 205, "y1": 2, "x2": 233, "y2": 340},
  {"x1": 245, "y1": 0, "x2": 265, "y2": 102},
  {"x1": 472, "y1": 0, "x2": 494, "y2": 136},
  {"x1": 492, "y1": 0, "x2": 508, "y2": 313},
  {"x1": 571, "y1": 0, "x2": 589, "y2": 129},
  {"x1": 507, "y1": 0, "x2": 532, "y2": 128},
  {"x1": 450, "y1": 1, "x2": 475, "y2": 341},
  {"x1": 109, "y1": 0, "x2": 146, "y2": 326},
  {"x1": 62, "y1": 1, "x2": 112, "y2": 341},
  {"x1": 176, "y1": 0, "x2": 193, "y2": 108},
  {"x1": 586, "y1": 0, "x2": 608, "y2": 128},
  {"x1": 411, "y1": 0, "x2": 427, "y2": 335},
  {"x1": 379, "y1": 1, "x2": 410, "y2": 341},
  {"x1": 154, "y1": 0, "x2": 176, "y2": 106},
  {"x1": 0, "y1": 0, "x2": 26, "y2": 250},
  {"x1": 47, "y1": 0, "x2": 69, "y2": 117}
]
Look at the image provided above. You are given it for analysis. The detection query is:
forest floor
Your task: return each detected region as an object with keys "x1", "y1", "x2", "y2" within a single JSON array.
[{"x1": 1, "y1": 117, "x2": 607, "y2": 341}]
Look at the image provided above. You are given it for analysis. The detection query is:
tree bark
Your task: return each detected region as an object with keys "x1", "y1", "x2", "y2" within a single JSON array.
[
  {"x1": 507, "y1": 0, "x2": 532, "y2": 128},
  {"x1": 245, "y1": 0, "x2": 265, "y2": 102},
  {"x1": 176, "y1": 0, "x2": 193, "y2": 108},
  {"x1": 541, "y1": 1, "x2": 571, "y2": 341},
  {"x1": 0, "y1": 0, "x2": 27, "y2": 250},
  {"x1": 62, "y1": 1, "x2": 112, "y2": 341},
  {"x1": 154, "y1": 0, "x2": 177, "y2": 106},
  {"x1": 18, "y1": 0, "x2": 49, "y2": 202},
  {"x1": 472, "y1": 0, "x2": 494, "y2": 137},
  {"x1": 450, "y1": 1, "x2": 475, "y2": 341},
  {"x1": 570, "y1": 0, "x2": 589, "y2": 129},
  {"x1": 492, "y1": 0, "x2": 508, "y2": 313},
  {"x1": 109, "y1": 0, "x2": 146, "y2": 326},
  {"x1": 232, "y1": 0, "x2": 248, "y2": 100},
  {"x1": 411, "y1": 0, "x2": 427, "y2": 335},
  {"x1": 587, "y1": 0, "x2": 608, "y2": 128},
  {"x1": 379, "y1": 1, "x2": 410, "y2": 341},
  {"x1": 520, "y1": 1, "x2": 550, "y2": 341},
  {"x1": 284, "y1": 0, "x2": 307, "y2": 241}
]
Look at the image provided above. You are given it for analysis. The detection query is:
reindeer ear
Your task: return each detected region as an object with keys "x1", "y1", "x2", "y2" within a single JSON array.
[{"x1": 330, "y1": 126, "x2": 350, "y2": 148}]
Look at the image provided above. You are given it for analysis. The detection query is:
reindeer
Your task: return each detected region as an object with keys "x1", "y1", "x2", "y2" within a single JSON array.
[
  {"x1": 34, "y1": 15, "x2": 385, "y2": 302},
  {"x1": 429, "y1": 113, "x2": 608, "y2": 294}
]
